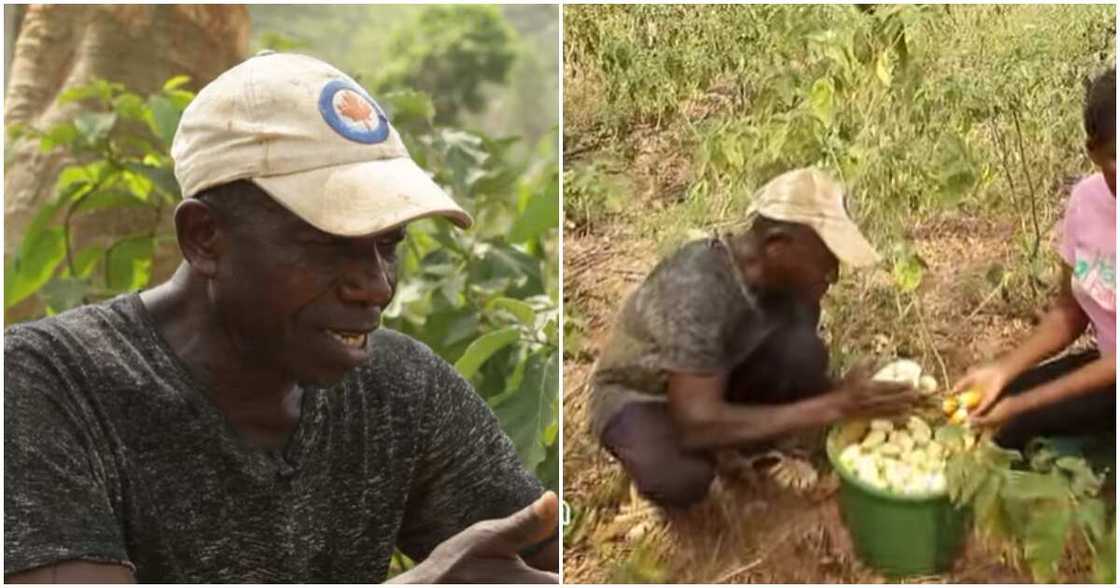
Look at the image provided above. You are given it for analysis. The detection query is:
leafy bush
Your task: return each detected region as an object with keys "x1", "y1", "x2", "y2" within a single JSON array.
[
  {"x1": 946, "y1": 436, "x2": 1114, "y2": 582},
  {"x1": 374, "y1": 6, "x2": 518, "y2": 125},
  {"x1": 5, "y1": 77, "x2": 189, "y2": 313}
]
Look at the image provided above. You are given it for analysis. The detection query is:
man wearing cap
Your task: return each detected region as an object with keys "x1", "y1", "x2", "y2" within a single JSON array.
[
  {"x1": 589, "y1": 167, "x2": 918, "y2": 510},
  {"x1": 4, "y1": 53, "x2": 557, "y2": 583}
]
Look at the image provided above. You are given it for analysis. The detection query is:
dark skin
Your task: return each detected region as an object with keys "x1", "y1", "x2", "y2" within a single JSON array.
[
  {"x1": 8, "y1": 186, "x2": 558, "y2": 584},
  {"x1": 668, "y1": 222, "x2": 920, "y2": 451}
]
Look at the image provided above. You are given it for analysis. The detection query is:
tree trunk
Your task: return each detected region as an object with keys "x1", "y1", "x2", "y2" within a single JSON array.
[{"x1": 4, "y1": 5, "x2": 249, "y2": 315}]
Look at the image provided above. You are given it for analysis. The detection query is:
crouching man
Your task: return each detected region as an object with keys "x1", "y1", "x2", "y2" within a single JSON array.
[{"x1": 589, "y1": 168, "x2": 919, "y2": 509}]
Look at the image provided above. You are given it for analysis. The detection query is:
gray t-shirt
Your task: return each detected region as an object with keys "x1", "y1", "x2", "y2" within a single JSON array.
[
  {"x1": 588, "y1": 237, "x2": 783, "y2": 437},
  {"x1": 4, "y1": 294, "x2": 542, "y2": 582}
]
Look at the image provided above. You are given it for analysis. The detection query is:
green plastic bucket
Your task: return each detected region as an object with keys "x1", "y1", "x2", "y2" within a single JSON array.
[{"x1": 826, "y1": 426, "x2": 970, "y2": 576}]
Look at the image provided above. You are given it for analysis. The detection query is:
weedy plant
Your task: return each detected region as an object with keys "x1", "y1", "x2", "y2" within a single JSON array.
[{"x1": 944, "y1": 433, "x2": 1114, "y2": 583}]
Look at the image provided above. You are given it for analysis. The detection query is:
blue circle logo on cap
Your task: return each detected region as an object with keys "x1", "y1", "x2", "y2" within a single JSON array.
[{"x1": 318, "y1": 79, "x2": 390, "y2": 144}]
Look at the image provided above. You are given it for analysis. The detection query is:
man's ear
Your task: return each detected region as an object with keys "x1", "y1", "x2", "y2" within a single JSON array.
[{"x1": 174, "y1": 199, "x2": 223, "y2": 277}]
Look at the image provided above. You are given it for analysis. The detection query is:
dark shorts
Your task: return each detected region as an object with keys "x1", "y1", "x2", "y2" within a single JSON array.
[
  {"x1": 599, "y1": 323, "x2": 831, "y2": 509},
  {"x1": 995, "y1": 349, "x2": 1115, "y2": 450}
]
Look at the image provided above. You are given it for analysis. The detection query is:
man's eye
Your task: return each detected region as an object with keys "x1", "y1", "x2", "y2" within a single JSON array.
[{"x1": 377, "y1": 234, "x2": 405, "y2": 248}]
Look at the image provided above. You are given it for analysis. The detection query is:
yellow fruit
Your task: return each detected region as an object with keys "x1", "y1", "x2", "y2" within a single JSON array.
[
  {"x1": 959, "y1": 390, "x2": 982, "y2": 409},
  {"x1": 942, "y1": 397, "x2": 959, "y2": 415},
  {"x1": 950, "y1": 407, "x2": 969, "y2": 425}
]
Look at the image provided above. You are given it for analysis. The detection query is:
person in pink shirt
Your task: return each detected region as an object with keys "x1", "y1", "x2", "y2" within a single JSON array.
[{"x1": 953, "y1": 66, "x2": 1115, "y2": 449}]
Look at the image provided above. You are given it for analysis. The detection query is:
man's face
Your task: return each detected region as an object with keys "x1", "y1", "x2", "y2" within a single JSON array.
[
  {"x1": 761, "y1": 227, "x2": 840, "y2": 306},
  {"x1": 1088, "y1": 139, "x2": 1116, "y2": 196},
  {"x1": 211, "y1": 202, "x2": 404, "y2": 385}
]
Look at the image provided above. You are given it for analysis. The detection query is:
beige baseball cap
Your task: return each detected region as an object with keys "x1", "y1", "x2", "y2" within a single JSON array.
[
  {"x1": 171, "y1": 52, "x2": 472, "y2": 236},
  {"x1": 748, "y1": 168, "x2": 880, "y2": 267}
]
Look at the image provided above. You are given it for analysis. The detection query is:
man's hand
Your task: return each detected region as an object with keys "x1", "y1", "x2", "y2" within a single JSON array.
[
  {"x1": 388, "y1": 492, "x2": 559, "y2": 584},
  {"x1": 951, "y1": 361, "x2": 1012, "y2": 418},
  {"x1": 827, "y1": 362, "x2": 920, "y2": 419}
]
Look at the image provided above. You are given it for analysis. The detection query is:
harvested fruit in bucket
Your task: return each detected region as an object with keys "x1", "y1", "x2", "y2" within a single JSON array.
[
  {"x1": 829, "y1": 359, "x2": 975, "y2": 576},
  {"x1": 833, "y1": 359, "x2": 974, "y2": 496},
  {"x1": 837, "y1": 416, "x2": 950, "y2": 495}
]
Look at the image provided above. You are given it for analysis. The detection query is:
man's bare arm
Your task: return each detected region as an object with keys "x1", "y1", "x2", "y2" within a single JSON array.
[
  {"x1": 6, "y1": 561, "x2": 135, "y2": 584},
  {"x1": 667, "y1": 372, "x2": 832, "y2": 450},
  {"x1": 667, "y1": 369, "x2": 917, "y2": 451}
]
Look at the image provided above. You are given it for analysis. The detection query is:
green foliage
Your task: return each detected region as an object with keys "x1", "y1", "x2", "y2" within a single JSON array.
[
  {"x1": 945, "y1": 436, "x2": 1114, "y2": 582},
  {"x1": 566, "y1": 4, "x2": 1113, "y2": 312},
  {"x1": 5, "y1": 78, "x2": 187, "y2": 314},
  {"x1": 374, "y1": 6, "x2": 517, "y2": 125},
  {"x1": 381, "y1": 88, "x2": 559, "y2": 487},
  {"x1": 609, "y1": 539, "x2": 669, "y2": 583},
  {"x1": 563, "y1": 160, "x2": 627, "y2": 232}
]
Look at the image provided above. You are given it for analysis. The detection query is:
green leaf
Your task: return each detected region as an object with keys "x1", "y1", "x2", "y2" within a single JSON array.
[
  {"x1": 55, "y1": 164, "x2": 92, "y2": 193},
  {"x1": 163, "y1": 89, "x2": 195, "y2": 111},
  {"x1": 1093, "y1": 525, "x2": 1116, "y2": 583},
  {"x1": 1076, "y1": 497, "x2": 1107, "y2": 543},
  {"x1": 75, "y1": 189, "x2": 147, "y2": 215},
  {"x1": 58, "y1": 82, "x2": 103, "y2": 104},
  {"x1": 973, "y1": 471, "x2": 1010, "y2": 541},
  {"x1": 1002, "y1": 470, "x2": 1071, "y2": 502},
  {"x1": 892, "y1": 254, "x2": 923, "y2": 293},
  {"x1": 74, "y1": 112, "x2": 117, "y2": 144},
  {"x1": 162, "y1": 75, "x2": 191, "y2": 92},
  {"x1": 1022, "y1": 501, "x2": 1073, "y2": 582},
  {"x1": 1055, "y1": 456, "x2": 1104, "y2": 497},
  {"x1": 454, "y1": 326, "x2": 520, "y2": 379},
  {"x1": 124, "y1": 162, "x2": 181, "y2": 200},
  {"x1": 40, "y1": 277, "x2": 90, "y2": 314},
  {"x1": 537, "y1": 436, "x2": 560, "y2": 493},
  {"x1": 121, "y1": 170, "x2": 153, "y2": 202},
  {"x1": 486, "y1": 296, "x2": 536, "y2": 325},
  {"x1": 112, "y1": 93, "x2": 146, "y2": 121},
  {"x1": 106, "y1": 236, "x2": 155, "y2": 292},
  {"x1": 808, "y1": 78, "x2": 835, "y2": 126},
  {"x1": 383, "y1": 89, "x2": 436, "y2": 131},
  {"x1": 508, "y1": 176, "x2": 560, "y2": 243},
  {"x1": 491, "y1": 350, "x2": 558, "y2": 472},
  {"x1": 39, "y1": 122, "x2": 78, "y2": 152},
  {"x1": 63, "y1": 247, "x2": 105, "y2": 279},
  {"x1": 146, "y1": 95, "x2": 181, "y2": 146},
  {"x1": 6, "y1": 228, "x2": 66, "y2": 308}
]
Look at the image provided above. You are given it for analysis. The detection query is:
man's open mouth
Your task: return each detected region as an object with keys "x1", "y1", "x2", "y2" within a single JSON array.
[{"x1": 325, "y1": 329, "x2": 368, "y2": 348}]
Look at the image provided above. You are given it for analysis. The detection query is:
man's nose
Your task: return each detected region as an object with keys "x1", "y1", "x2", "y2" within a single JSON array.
[{"x1": 338, "y1": 251, "x2": 393, "y2": 306}]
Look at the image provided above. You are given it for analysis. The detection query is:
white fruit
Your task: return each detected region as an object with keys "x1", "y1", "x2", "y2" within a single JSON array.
[
  {"x1": 928, "y1": 472, "x2": 947, "y2": 494},
  {"x1": 907, "y1": 416, "x2": 932, "y2": 443},
  {"x1": 872, "y1": 359, "x2": 923, "y2": 388},
  {"x1": 839, "y1": 445, "x2": 862, "y2": 468},
  {"x1": 890, "y1": 430, "x2": 915, "y2": 453},
  {"x1": 918, "y1": 375, "x2": 938, "y2": 394},
  {"x1": 870, "y1": 419, "x2": 895, "y2": 432},
  {"x1": 861, "y1": 430, "x2": 887, "y2": 448}
]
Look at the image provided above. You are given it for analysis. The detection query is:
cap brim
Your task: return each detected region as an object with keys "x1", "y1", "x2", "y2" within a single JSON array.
[
  {"x1": 252, "y1": 157, "x2": 472, "y2": 237},
  {"x1": 814, "y1": 217, "x2": 881, "y2": 268}
]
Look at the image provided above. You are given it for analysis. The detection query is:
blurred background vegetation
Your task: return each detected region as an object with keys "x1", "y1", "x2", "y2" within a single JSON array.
[
  {"x1": 562, "y1": 4, "x2": 1114, "y2": 584},
  {"x1": 3, "y1": 5, "x2": 559, "y2": 496}
]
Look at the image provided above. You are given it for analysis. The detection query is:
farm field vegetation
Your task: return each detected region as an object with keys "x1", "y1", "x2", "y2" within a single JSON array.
[{"x1": 562, "y1": 4, "x2": 1114, "y2": 583}]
